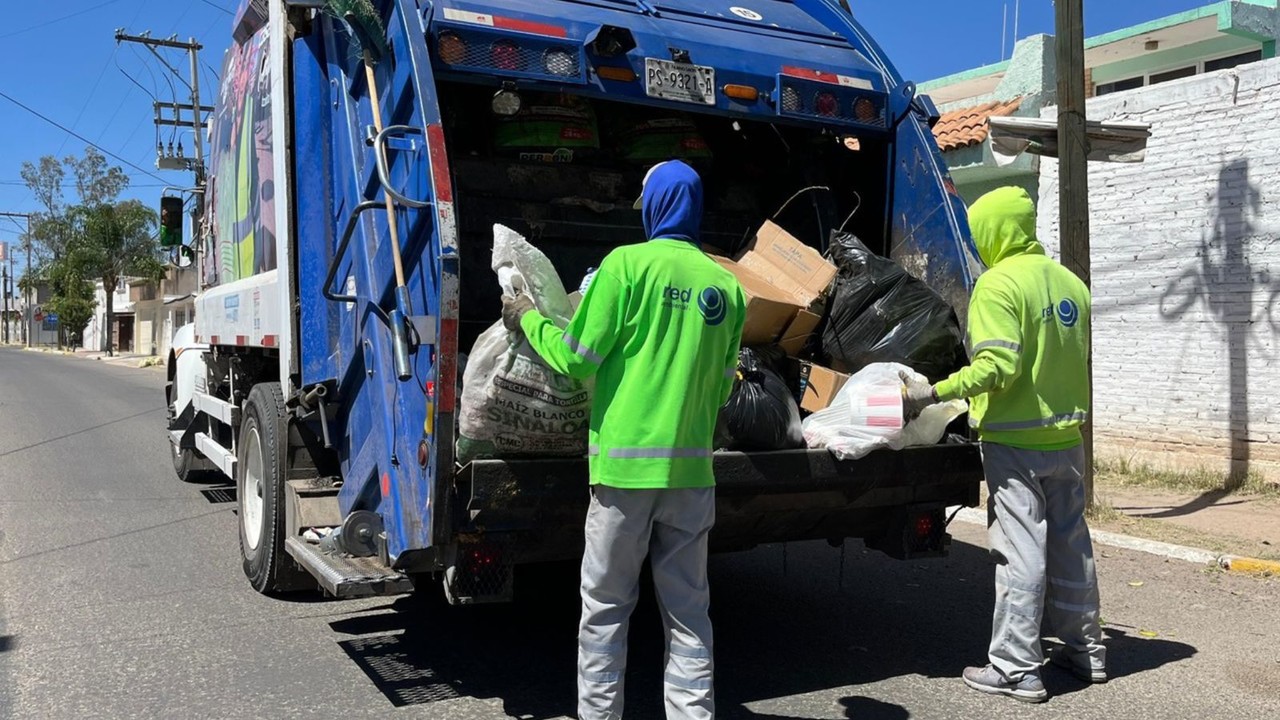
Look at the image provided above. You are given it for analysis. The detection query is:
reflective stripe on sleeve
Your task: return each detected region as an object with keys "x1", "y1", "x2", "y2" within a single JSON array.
[
  {"x1": 563, "y1": 334, "x2": 604, "y2": 364},
  {"x1": 972, "y1": 339, "x2": 1022, "y2": 353},
  {"x1": 606, "y1": 447, "x2": 714, "y2": 459},
  {"x1": 983, "y1": 411, "x2": 1089, "y2": 432}
]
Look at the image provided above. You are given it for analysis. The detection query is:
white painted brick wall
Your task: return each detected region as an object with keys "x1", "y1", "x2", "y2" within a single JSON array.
[{"x1": 1037, "y1": 59, "x2": 1280, "y2": 478}]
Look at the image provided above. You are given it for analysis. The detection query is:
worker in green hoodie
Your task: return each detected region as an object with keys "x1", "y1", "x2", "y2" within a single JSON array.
[
  {"x1": 902, "y1": 186, "x2": 1104, "y2": 703},
  {"x1": 503, "y1": 160, "x2": 745, "y2": 720}
]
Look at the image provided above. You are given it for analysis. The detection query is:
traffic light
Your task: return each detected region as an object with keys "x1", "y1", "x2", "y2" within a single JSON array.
[{"x1": 159, "y1": 196, "x2": 184, "y2": 248}]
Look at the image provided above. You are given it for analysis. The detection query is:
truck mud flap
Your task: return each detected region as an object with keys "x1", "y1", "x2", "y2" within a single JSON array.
[{"x1": 458, "y1": 444, "x2": 982, "y2": 562}]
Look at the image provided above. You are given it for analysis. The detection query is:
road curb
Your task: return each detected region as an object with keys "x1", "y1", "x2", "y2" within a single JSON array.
[
  {"x1": 15, "y1": 345, "x2": 164, "y2": 368},
  {"x1": 951, "y1": 507, "x2": 1221, "y2": 566},
  {"x1": 1218, "y1": 556, "x2": 1280, "y2": 576}
]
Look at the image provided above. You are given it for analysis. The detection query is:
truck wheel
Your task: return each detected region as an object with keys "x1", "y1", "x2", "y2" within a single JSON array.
[
  {"x1": 167, "y1": 380, "x2": 211, "y2": 484},
  {"x1": 171, "y1": 439, "x2": 208, "y2": 484},
  {"x1": 238, "y1": 382, "x2": 311, "y2": 594}
]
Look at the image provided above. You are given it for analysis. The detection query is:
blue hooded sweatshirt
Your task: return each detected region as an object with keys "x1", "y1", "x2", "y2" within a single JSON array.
[
  {"x1": 641, "y1": 160, "x2": 704, "y2": 245},
  {"x1": 519, "y1": 158, "x2": 746, "y2": 488}
]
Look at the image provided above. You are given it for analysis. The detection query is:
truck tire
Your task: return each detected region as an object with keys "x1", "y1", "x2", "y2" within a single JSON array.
[
  {"x1": 237, "y1": 382, "x2": 312, "y2": 594},
  {"x1": 167, "y1": 380, "x2": 213, "y2": 484},
  {"x1": 171, "y1": 440, "x2": 210, "y2": 484}
]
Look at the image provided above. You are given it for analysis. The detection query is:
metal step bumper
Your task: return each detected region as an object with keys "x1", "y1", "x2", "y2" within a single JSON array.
[{"x1": 284, "y1": 536, "x2": 414, "y2": 598}]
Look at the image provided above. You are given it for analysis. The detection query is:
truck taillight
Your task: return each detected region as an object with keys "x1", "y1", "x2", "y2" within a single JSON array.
[
  {"x1": 815, "y1": 91, "x2": 838, "y2": 117},
  {"x1": 855, "y1": 97, "x2": 881, "y2": 123},
  {"x1": 543, "y1": 48, "x2": 578, "y2": 76},
  {"x1": 867, "y1": 508, "x2": 950, "y2": 560},
  {"x1": 492, "y1": 40, "x2": 523, "y2": 71},
  {"x1": 443, "y1": 538, "x2": 514, "y2": 604},
  {"x1": 781, "y1": 86, "x2": 802, "y2": 113},
  {"x1": 438, "y1": 32, "x2": 467, "y2": 65},
  {"x1": 914, "y1": 513, "x2": 934, "y2": 540}
]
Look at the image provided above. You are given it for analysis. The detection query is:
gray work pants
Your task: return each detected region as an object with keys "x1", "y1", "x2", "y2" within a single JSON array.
[
  {"x1": 982, "y1": 442, "x2": 1106, "y2": 680},
  {"x1": 578, "y1": 485, "x2": 716, "y2": 720}
]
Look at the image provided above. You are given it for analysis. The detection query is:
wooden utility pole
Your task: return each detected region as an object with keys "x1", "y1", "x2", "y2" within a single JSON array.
[
  {"x1": 0, "y1": 213, "x2": 32, "y2": 349},
  {"x1": 1, "y1": 242, "x2": 9, "y2": 344},
  {"x1": 1055, "y1": 0, "x2": 1094, "y2": 503}
]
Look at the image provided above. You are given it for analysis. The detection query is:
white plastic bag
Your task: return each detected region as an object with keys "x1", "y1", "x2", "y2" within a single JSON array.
[
  {"x1": 457, "y1": 225, "x2": 592, "y2": 463},
  {"x1": 801, "y1": 362, "x2": 966, "y2": 461}
]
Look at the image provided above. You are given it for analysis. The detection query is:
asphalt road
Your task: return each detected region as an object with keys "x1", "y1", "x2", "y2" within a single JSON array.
[{"x1": 1, "y1": 345, "x2": 1277, "y2": 719}]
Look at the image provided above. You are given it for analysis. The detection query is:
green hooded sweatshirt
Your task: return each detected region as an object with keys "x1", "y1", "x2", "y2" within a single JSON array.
[{"x1": 934, "y1": 186, "x2": 1091, "y2": 451}]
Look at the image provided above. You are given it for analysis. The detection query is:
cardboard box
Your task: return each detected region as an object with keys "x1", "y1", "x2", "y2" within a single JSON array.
[
  {"x1": 777, "y1": 309, "x2": 821, "y2": 356},
  {"x1": 799, "y1": 362, "x2": 850, "y2": 414},
  {"x1": 736, "y1": 221, "x2": 837, "y2": 307},
  {"x1": 711, "y1": 256, "x2": 802, "y2": 346},
  {"x1": 710, "y1": 222, "x2": 836, "y2": 348}
]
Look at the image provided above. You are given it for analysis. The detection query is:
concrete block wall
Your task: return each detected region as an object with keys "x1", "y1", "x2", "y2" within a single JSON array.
[{"x1": 1037, "y1": 58, "x2": 1280, "y2": 479}]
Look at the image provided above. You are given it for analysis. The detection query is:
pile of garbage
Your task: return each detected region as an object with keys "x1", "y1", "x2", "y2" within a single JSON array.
[{"x1": 457, "y1": 220, "x2": 969, "y2": 464}]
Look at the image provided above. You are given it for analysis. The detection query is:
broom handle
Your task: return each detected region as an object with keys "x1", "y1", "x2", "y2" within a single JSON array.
[{"x1": 364, "y1": 51, "x2": 407, "y2": 290}]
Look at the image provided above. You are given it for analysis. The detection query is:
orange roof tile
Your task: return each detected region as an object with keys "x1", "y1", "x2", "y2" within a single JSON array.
[{"x1": 932, "y1": 97, "x2": 1024, "y2": 153}]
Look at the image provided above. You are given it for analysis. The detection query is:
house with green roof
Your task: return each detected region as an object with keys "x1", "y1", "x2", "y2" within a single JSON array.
[{"x1": 920, "y1": 0, "x2": 1279, "y2": 204}]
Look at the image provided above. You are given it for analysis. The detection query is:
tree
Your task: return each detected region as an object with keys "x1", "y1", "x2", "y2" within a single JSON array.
[
  {"x1": 15, "y1": 272, "x2": 39, "y2": 297},
  {"x1": 20, "y1": 156, "x2": 69, "y2": 263},
  {"x1": 42, "y1": 257, "x2": 97, "y2": 350},
  {"x1": 70, "y1": 201, "x2": 164, "y2": 356},
  {"x1": 65, "y1": 147, "x2": 130, "y2": 208},
  {"x1": 21, "y1": 148, "x2": 138, "y2": 351},
  {"x1": 19, "y1": 156, "x2": 64, "y2": 215}
]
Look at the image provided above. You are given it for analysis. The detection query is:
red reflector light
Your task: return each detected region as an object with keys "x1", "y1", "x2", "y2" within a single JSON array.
[
  {"x1": 468, "y1": 546, "x2": 501, "y2": 567},
  {"x1": 816, "y1": 92, "x2": 838, "y2": 117},
  {"x1": 492, "y1": 40, "x2": 523, "y2": 70},
  {"x1": 914, "y1": 514, "x2": 934, "y2": 538}
]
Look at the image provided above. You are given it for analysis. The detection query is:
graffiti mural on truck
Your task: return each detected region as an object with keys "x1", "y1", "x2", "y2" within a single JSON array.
[{"x1": 205, "y1": 27, "x2": 276, "y2": 285}]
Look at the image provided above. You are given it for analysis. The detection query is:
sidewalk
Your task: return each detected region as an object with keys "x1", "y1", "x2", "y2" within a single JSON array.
[
  {"x1": 1093, "y1": 484, "x2": 1280, "y2": 563},
  {"x1": 16, "y1": 344, "x2": 164, "y2": 369},
  {"x1": 962, "y1": 478, "x2": 1280, "y2": 569}
]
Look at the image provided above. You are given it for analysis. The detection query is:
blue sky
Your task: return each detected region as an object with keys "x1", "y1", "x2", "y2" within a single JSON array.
[{"x1": 0, "y1": 0, "x2": 1214, "y2": 279}]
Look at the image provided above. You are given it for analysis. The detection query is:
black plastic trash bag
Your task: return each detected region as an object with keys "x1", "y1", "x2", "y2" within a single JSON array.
[
  {"x1": 822, "y1": 231, "x2": 965, "y2": 381},
  {"x1": 716, "y1": 348, "x2": 804, "y2": 451}
]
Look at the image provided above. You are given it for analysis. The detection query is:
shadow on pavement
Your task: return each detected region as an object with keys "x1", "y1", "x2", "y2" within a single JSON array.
[
  {"x1": 328, "y1": 538, "x2": 1197, "y2": 718},
  {"x1": 1128, "y1": 489, "x2": 1242, "y2": 520},
  {"x1": 839, "y1": 697, "x2": 911, "y2": 720},
  {"x1": 1040, "y1": 629, "x2": 1196, "y2": 698},
  {"x1": 0, "y1": 635, "x2": 14, "y2": 653}
]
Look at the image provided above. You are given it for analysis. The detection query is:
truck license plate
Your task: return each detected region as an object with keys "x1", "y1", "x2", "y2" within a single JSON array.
[{"x1": 645, "y1": 58, "x2": 716, "y2": 105}]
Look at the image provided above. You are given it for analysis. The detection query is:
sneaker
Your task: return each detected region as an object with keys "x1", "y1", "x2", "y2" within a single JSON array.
[
  {"x1": 1050, "y1": 649, "x2": 1108, "y2": 683},
  {"x1": 962, "y1": 665, "x2": 1049, "y2": 703}
]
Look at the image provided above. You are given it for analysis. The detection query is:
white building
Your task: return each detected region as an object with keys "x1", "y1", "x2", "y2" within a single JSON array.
[{"x1": 82, "y1": 265, "x2": 197, "y2": 356}]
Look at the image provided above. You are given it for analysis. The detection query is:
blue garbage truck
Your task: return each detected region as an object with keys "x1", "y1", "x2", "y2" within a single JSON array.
[{"x1": 165, "y1": 0, "x2": 986, "y2": 601}]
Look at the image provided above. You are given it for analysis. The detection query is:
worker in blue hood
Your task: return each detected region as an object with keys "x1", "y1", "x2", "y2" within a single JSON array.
[
  {"x1": 503, "y1": 159, "x2": 745, "y2": 720},
  {"x1": 635, "y1": 159, "x2": 704, "y2": 245}
]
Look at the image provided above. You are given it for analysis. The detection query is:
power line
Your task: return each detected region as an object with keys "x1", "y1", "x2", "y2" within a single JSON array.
[
  {"x1": 57, "y1": 48, "x2": 118, "y2": 157},
  {"x1": 197, "y1": 0, "x2": 234, "y2": 16},
  {"x1": 95, "y1": 86, "x2": 137, "y2": 143},
  {"x1": 116, "y1": 55, "x2": 160, "y2": 102},
  {"x1": 165, "y1": 4, "x2": 197, "y2": 39},
  {"x1": 0, "y1": 89, "x2": 169, "y2": 183},
  {"x1": 56, "y1": 0, "x2": 154, "y2": 157},
  {"x1": 0, "y1": 0, "x2": 128, "y2": 41}
]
